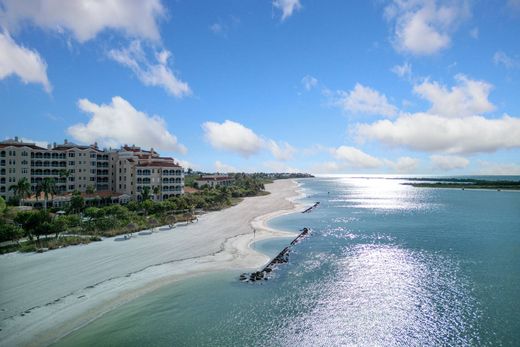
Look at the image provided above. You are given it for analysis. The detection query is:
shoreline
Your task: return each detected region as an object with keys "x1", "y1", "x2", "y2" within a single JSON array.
[{"x1": 0, "y1": 179, "x2": 307, "y2": 347}]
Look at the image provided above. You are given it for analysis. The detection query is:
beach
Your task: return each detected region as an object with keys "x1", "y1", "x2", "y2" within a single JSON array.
[{"x1": 0, "y1": 179, "x2": 303, "y2": 347}]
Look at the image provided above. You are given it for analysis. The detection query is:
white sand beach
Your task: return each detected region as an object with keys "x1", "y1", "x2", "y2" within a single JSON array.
[{"x1": 0, "y1": 179, "x2": 304, "y2": 347}]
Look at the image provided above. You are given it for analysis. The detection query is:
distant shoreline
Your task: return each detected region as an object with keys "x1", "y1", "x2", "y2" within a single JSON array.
[
  {"x1": 0, "y1": 180, "x2": 306, "y2": 347},
  {"x1": 403, "y1": 182, "x2": 520, "y2": 191}
]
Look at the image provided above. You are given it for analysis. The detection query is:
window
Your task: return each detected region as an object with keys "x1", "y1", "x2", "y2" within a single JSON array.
[
  {"x1": 22, "y1": 168, "x2": 27, "y2": 174},
  {"x1": 69, "y1": 161, "x2": 74, "y2": 165},
  {"x1": 68, "y1": 152, "x2": 75, "y2": 157},
  {"x1": 22, "y1": 151, "x2": 28, "y2": 157}
]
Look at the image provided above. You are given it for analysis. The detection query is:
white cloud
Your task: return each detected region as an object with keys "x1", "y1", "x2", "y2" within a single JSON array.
[
  {"x1": 430, "y1": 155, "x2": 469, "y2": 170},
  {"x1": 263, "y1": 161, "x2": 299, "y2": 173},
  {"x1": 356, "y1": 113, "x2": 520, "y2": 154},
  {"x1": 177, "y1": 160, "x2": 196, "y2": 170},
  {"x1": 0, "y1": 0, "x2": 165, "y2": 42},
  {"x1": 413, "y1": 74, "x2": 494, "y2": 118},
  {"x1": 20, "y1": 137, "x2": 49, "y2": 149},
  {"x1": 385, "y1": 156, "x2": 420, "y2": 173},
  {"x1": 493, "y1": 51, "x2": 520, "y2": 69},
  {"x1": 0, "y1": 30, "x2": 51, "y2": 91},
  {"x1": 469, "y1": 27, "x2": 479, "y2": 39},
  {"x1": 209, "y1": 23, "x2": 224, "y2": 35},
  {"x1": 333, "y1": 146, "x2": 383, "y2": 169},
  {"x1": 202, "y1": 120, "x2": 264, "y2": 157},
  {"x1": 267, "y1": 140, "x2": 296, "y2": 161},
  {"x1": 477, "y1": 161, "x2": 520, "y2": 175},
  {"x1": 215, "y1": 160, "x2": 237, "y2": 173},
  {"x1": 301, "y1": 75, "x2": 318, "y2": 91},
  {"x1": 68, "y1": 96, "x2": 187, "y2": 153},
  {"x1": 273, "y1": 0, "x2": 302, "y2": 20},
  {"x1": 310, "y1": 161, "x2": 345, "y2": 174},
  {"x1": 391, "y1": 62, "x2": 412, "y2": 80},
  {"x1": 108, "y1": 41, "x2": 191, "y2": 98},
  {"x1": 202, "y1": 120, "x2": 297, "y2": 160},
  {"x1": 385, "y1": 0, "x2": 469, "y2": 55},
  {"x1": 337, "y1": 83, "x2": 398, "y2": 117}
]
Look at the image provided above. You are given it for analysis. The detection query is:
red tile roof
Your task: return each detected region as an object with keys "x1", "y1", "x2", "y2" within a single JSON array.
[{"x1": 137, "y1": 162, "x2": 181, "y2": 168}]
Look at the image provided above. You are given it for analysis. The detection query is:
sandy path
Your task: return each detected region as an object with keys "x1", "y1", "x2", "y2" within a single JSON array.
[{"x1": 0, "y1": 179, "x2": 304, "y2": 346}]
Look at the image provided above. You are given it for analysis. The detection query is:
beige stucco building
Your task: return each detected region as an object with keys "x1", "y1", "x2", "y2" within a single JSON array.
[{"x1": 0, "y1": 137, "x2": 184, "y2": 202}]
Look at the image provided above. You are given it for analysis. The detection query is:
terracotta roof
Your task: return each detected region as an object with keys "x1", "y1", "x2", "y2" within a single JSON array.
[{"x1": 137, "y1": 162, "x2": 181, "y2": 168}]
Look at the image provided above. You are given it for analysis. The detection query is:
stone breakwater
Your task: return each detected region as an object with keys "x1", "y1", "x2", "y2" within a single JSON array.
[
  {"x1": 240, "y1": 227, "x2": 310, "y2": 283},
  {"x1": 302, "y1": 202, "x2": 320, "y2": 213}
]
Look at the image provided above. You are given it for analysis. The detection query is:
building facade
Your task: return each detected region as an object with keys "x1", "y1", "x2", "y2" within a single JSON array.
[
  {"x1": 0, "y1": 137, "x2": 184, "y2": 202},
  {"x1": 195, "y1": 175, "x2": 234, "y2": 188}
]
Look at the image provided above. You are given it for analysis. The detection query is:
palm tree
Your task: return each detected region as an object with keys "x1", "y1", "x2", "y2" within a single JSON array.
[
  {"x1": 9, "y1": 177, "x2": 32, "y2": 206},
  {"x1": 153, "y1": 186, "x2": 161, "y2": 201},
  {"x1": 141, "y1": 186, "x2": 151, "y2": 201},
  {"x1": 59, "y1": 169, "x2": 71, "y2": 193},
  {"x1": 36, "y1": 178, "x2": 57, "y2": 210}
]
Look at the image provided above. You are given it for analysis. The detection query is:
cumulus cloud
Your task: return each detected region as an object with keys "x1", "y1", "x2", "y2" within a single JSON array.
[
  {"x1": 337, "y1": 83, "x2": 398, "y2": 117},
  {"x1": 413, "y1": 74, "x2": 494, "y2": 118},
  {"x1": 0, "y1": 31, "x2": 51, "y2": 91},
  {"x1": 357, "y1": 113, "x2": 520, "y2": 154},
  {"x1": 333, "y1": 146, "x2": 383, "y2": 169},
  {"x1": 353, "y1": 74, "x2": 520, "y2": 154},
  {"x1": 202, "y1": 120, "x2": 297, "y2": 160},
  {"x1": 391, "y1": 62, "x2": 412, "y2": 80},
  {"x1": 385, "y1": 156, "x2": 420, "y2": 173},
  {"x1": 430, "y1": 155, "x2": 469, "y2": 170},
  {"x1": 273, "y1": 0, "x2": 302, "y2": 20},
  {"x1": 202, "y1": 120, "x2": 264, "y2": 157},
  {"x1": 493, "y1": 51, "x2": 520, "y2": 69},
  {"x1": 215, "y1": 160, "x2": 237, "y2": 173},
  {"x1": 0, "y1": 0, "x2": 165, "y2": 42},
  {"x1": 267, "y1": 140, "x2": 296, "y2": 161},
  {"x1": 108, "y1": 41, "x2": 191, "y2": 97},
  {"x1": 385, "y1": 0, "x2": 469, "y2": 55},
  {"x1": 301, "y1": 75, "x2": 318, "y2": 91},
  {"x1": 68, "y1": 96, "x2": 187, "y2": 153}
]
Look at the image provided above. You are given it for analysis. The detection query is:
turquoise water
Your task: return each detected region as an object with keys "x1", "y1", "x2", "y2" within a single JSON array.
[{"x1": 55, "y1": 177, "x2": 520, "y2": 346}]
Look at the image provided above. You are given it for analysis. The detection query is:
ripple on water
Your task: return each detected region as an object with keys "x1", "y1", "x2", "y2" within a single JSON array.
[{"x1": 268, "y1": 244, "x2": 481, "y2": 346}]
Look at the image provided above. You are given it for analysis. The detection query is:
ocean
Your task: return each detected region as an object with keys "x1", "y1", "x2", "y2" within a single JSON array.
[{"x1": 55, "y1": 176, "x2": 520, "y2": 346}]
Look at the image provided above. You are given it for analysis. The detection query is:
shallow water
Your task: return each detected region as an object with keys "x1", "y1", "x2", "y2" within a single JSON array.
[{"x1": 55, "y1": 177, "x2": 520, "y2": 346}]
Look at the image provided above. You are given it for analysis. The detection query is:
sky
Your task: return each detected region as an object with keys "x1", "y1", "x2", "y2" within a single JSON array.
[{"x1": 1, "y1": 0, "x2": 520, "y2": 175}]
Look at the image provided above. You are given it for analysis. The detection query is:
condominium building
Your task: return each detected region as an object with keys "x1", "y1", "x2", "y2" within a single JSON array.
[{"x1": 0, "y1": 137, "x2": 184, "y2": 202}]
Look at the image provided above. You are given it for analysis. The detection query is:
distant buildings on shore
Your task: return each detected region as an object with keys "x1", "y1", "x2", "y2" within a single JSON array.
[
  {"x1": 0, "y1": 137, "x2": 184, "y2": 204},
  {"x1": 195, "y1": 175, "x2": 235, "y2": 188}
]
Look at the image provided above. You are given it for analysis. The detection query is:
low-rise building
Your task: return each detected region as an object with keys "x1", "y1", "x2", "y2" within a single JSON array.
[{"x1": 195, "y1": 175, "x2": 234, "y2": 188}]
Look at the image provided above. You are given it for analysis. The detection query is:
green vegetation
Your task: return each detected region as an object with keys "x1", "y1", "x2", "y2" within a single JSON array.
[
  {"x1": 403, "y1": 179, "x2": 520, "y2": 190},
  {"x1": 0, "y1": 174, "x2": 270, "y2": 254}
]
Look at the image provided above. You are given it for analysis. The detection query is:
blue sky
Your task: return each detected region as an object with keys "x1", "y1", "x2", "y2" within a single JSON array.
[{"x1": 1, "y1": 0, "x2": 520, "y2": 175}]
